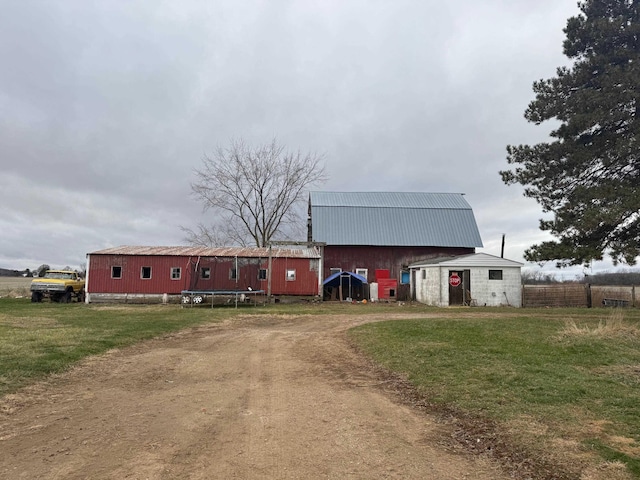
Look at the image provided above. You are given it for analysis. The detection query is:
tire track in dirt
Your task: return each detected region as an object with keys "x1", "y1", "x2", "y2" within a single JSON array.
[{"x1": 1, "y1": 314, "x2": 509, "y2": 479}]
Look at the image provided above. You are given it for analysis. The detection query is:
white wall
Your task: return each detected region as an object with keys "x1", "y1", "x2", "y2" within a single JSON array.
[
  {"x1": 413, "y1": 266, "x2": 522, "y2": 307},
  {"x1": 467, "y1": 267, "x2": 521, "y2": 307},
  {"x1": 415, "y1": 267, "x2": 443, "y2": 306}
]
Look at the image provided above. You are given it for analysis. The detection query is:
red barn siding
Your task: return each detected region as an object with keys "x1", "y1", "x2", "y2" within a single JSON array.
[
  {"x1": 185, "y1": 256, "x2": 320, "y2": 295},
  {"x1": 323, "y1": 246, "x2": 474, "y2": 300},
  {"x1": 87, "y1": 254, "x2": 319, "y2": 297},
  {"x1": 323, "y1": 246, "x2": 474, "y2": 281},
  {"x1": 267, "y1": 257, "x2": 320, "y2": 296},
  {"x1": 88, "y1": 255, "x2": 193, "y2": 294},
  {"x1": 186, "y1": 256, "x2": 263, "y2": 292}
]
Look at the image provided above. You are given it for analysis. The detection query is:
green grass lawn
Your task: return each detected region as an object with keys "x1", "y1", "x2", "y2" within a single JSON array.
[
  {"x1": 349, "y1": 307, "x2": 640, "y2": 478},
  {"x1": 0, "y1": 298, "x2": 240, "y2": 396}
]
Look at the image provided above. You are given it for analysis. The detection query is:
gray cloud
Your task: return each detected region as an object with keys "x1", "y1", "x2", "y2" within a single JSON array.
[{"x1": 2, "y1": 0, "x2": 624, "y2": 277}]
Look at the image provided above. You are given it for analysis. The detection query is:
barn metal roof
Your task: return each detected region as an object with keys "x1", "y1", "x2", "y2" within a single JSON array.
[
  {"x1": 310, "y1": 191, "x2": 473, "y2": 209},
  {"x1": 309, "y1": 191, "x2": 483, "y2": 248},
  {"x1": 88, "y1": 246, "x2": 321, "y2": 259},
  {"x1": 409, "y1": 253, "x2": 523, "y2": 268}
]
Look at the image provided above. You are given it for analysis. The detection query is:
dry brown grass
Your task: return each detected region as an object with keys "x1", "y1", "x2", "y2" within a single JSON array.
[
  {"x1": 0, "y1": 277, "x2": 32, "y2": 298},
  {"x1": 557, "y1": 310, "x2": 640, "y2": 339}
]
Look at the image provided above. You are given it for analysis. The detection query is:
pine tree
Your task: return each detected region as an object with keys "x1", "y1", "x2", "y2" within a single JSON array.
[{"x1": 501, "y1": 0, "x2": 640, "y2": 267}]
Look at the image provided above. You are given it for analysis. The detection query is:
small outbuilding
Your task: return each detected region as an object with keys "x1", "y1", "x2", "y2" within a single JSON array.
[
  {"x1": 409, "y1": 253, "x2": 523, "y2": 307},
  {"x1": 85, "y1": 245, "x2": 322, "y2": 303}
]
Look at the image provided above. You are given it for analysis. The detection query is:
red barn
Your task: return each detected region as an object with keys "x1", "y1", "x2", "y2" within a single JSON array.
[
  {"x1": 308, "y1": 192, "x2": 483, "y2": 301},
  {"x1": 85, "y1": 246, "x2": 321, "y2": 303}
]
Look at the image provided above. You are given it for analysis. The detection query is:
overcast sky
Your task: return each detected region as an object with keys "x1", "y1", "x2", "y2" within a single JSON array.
[{"x1": 1, "y1": 0, "x2": 630, "y2": 278}]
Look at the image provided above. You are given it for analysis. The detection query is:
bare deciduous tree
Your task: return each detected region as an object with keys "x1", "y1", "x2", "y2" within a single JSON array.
[
  {"x1": 180, "y1": 218, "x2": 247, "y2": 247},
  {"x1": 186, "y1": 138, "x2": 327, "y2": 247}
]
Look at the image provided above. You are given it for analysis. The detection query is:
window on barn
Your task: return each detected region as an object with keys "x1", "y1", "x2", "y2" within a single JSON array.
[
  {"x1": 141, "y1": 266, "x2": 152, "y2": 279},
  {"x1": 330, "y1": 267, "x2": 342, "y2": 275},
  {"x1": 171, "y1": 267, "x2": 181, "y2": 280},
  {"x1": 201, "y1": 267, "x2": 210, "y2": 279},
  {"x1": 112, "y1": 266, "x2": 122, "y2": 279},
  {"x1": 489, "y1": 269, "x2": 503, "y2": 280},
  {"x1": 355, "y1": 268, "x2": 368, "y2": 279},
  {"x1": 229, "y1": 268, "x2": 237, "y2": 280},
  {"x1": 286, "y1": 269, "x2": 296, "y2": 281},
  {"x1": 258, "y1": 269, "x2": 267, "y2": 281}
]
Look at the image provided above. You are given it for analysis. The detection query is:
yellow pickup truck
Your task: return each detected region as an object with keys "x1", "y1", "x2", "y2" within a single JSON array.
[{"x1": 31, "y1": 270, "x2": 85, "y2": 303}]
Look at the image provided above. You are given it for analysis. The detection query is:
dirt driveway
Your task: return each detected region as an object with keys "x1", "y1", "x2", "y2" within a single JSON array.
[{"x1": 1, "y1": 313, "x2": 510, "y2": 479}]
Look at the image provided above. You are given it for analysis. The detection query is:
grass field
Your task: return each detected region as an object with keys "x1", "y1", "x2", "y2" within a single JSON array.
[
  {"x1": 2, "y1": 298, "x2": 639, "y2": 477},
  {"x1": 349, "y1": 307, "x2": 640, "y2": 478},
  {"x1": 0, "y1": 277, "x2": 32, "y2": 297}
]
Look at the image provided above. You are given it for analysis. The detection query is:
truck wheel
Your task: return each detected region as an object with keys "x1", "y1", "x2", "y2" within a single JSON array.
[
  {"x1": 31, "y1": 292, "x2": 43, "y2": 303},
  {"x1": 61, "y1": 290, "x2": 72, "y2": 303}
]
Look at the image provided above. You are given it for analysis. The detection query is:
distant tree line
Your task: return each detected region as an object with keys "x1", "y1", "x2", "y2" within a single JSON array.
[
  {"x1": 581, "y1": 271, "x2": 640, "y2": 286},
  {"x1": 521, "y1": 271, "x2": 564, "y2": 285},
  {"x1": 0, "y1": 268, "x2": 25, "y2": 277},
  {"x1": 522, "y1": 270, "x2": 640, "y2": 285},
  {"x1": 0, "y1": 264, "x2": 86, "y2": 278}
]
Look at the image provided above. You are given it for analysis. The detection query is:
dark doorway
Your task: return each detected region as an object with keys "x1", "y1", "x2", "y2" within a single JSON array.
[
  {"x1": 448, "y1": 270, "x2": 471, "y2": 306},
  {"x1": 411, "y1": 269, "x2": 417, "y2": 301}
]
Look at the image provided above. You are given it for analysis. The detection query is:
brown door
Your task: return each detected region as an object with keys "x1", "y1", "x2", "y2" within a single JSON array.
[
  {"x1": 448, "y1": 270, "x2": 471, "y2": 306},
  {"x1": 448, "y1": 270, "x2": 464, "y2": 305}
]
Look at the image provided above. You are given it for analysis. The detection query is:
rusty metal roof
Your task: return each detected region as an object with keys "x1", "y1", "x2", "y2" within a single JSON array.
[{"x1": 88, "y1": 246, "x2": 321, "y2": 259}]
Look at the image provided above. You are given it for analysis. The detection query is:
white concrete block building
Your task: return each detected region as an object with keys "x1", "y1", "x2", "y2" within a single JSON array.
[{"x1": 409, "y1": 253, "x2": 523, "y2": 307}]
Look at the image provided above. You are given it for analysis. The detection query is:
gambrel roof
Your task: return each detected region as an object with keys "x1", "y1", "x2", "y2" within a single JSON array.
[{"x1": 309, "y1": 192, "x2": 483, "y2": 248}]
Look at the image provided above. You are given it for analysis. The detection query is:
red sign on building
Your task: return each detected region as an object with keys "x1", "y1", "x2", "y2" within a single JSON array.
[{"x1": 449, "y1": 273, "x2": 461, "y2": 287}]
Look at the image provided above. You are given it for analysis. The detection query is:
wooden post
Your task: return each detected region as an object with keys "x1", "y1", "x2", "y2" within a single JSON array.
[{"x1": 267, "y1": 244, "x2": 273, "y2": 303}]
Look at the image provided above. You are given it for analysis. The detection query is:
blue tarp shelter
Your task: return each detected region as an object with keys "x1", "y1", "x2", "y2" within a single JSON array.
[
  {"x1": 322, "y1": 271, "x2": 367, "y2": 301},
  {"x1": 322, "y1": 271, "x2": 368, "y2": 286}
]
